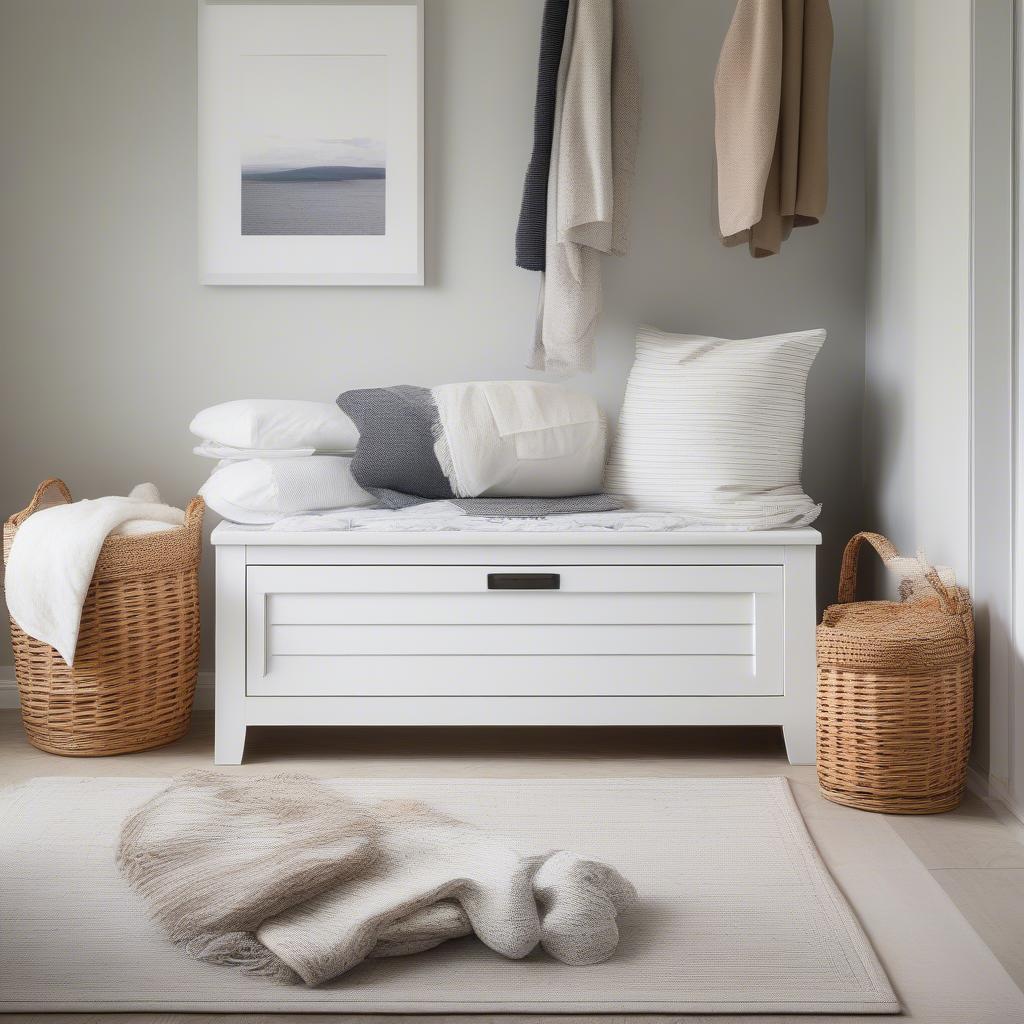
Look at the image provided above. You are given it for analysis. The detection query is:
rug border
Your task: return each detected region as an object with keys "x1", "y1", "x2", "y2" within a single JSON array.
[{"x1": 1, "y1": 775, "x2": 901, "y2": 1015}]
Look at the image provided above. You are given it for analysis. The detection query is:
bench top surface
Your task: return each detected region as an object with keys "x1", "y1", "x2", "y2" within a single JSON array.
[{"x1": 211, "y1": 522, "x2": 822, "y2": 547}]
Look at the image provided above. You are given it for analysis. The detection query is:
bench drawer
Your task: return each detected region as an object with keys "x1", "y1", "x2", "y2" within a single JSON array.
[{"x1": 245, "y1": 564, "x2": 784, "y2": 697}]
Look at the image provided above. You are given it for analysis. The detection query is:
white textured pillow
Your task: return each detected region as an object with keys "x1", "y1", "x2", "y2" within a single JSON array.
[
  {"x1": 190, "y1": 400, "x2": 358, "y2": 453},
  {"x1": 200, "y1": 457, "x2": 374, "y2": 524},
  {"x1": 604, "y1": 327, "x2": 824, "y2": 529}
]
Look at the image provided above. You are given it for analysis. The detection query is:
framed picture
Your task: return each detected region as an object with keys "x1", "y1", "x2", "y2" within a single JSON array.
[{"x1": 199, "y1": 1, "x2": 423, "y2": 285}]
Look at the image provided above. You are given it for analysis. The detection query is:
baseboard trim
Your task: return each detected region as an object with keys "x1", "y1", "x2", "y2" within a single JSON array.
[
  {"x1": 2, "y1": 672, "x2": 1017, "y2": 830},
  {"x1": 0, "y1": 669, "x2": 215, "y2": 711},
  {"x1": 966, "y1": 764, "x2": 1024, "y2": 837}
]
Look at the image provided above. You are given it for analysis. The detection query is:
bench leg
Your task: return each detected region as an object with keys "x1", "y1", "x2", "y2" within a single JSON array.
[
  {"x1": 215, "y1": 721, "x2": 247, "y2": 766},
  {"x1": 214, "y1": 544, "x2": 247, "y2": 766},
  {"x1": 783, "y1": 544, "x2": 818, "y2": 766},
  {"x1": 782, "y1": 721, "x2": 816, "y2": 765}
]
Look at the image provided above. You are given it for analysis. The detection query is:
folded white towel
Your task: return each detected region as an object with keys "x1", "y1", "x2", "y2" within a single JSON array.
[
  {"x1": 430, "y1": 381, "x2": 607, "y2": 498},
  {"x1": 4, "y1": 483, "x2": 185, "y2": 665}
]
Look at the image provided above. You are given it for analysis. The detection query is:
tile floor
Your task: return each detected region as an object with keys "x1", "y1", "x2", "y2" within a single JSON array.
[{"x1": 2, "y1": 711, "x2": 1023, "y2": 1021}]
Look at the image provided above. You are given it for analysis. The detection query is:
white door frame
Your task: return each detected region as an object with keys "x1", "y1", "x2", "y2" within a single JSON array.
[
  {"x1": 978, "y1": 0, "x2": 1020, "y2": 820},
  {"x1": 1009, "y1": 0, "x2": 1024, "y2": 821}
]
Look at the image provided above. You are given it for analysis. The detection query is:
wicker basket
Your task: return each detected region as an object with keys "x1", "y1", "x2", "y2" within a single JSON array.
[
  {"x1": 3, "y1": 479, "x2": 204, "y2": 757},
  {"x1": 816, "y1": 532, "x2": 974, "y2": 814}
]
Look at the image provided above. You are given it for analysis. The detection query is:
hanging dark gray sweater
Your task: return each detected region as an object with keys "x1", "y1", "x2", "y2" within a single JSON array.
[{"x1": 515, "y1": 0, "x2": 570, "y2": 271}]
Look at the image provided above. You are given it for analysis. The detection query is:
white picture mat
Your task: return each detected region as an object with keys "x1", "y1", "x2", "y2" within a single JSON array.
[{"x1": 199, "y1": 2, "x2": 423, "y2": 285}]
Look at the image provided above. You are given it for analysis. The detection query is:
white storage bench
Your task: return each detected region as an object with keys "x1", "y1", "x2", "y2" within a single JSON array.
[{"x1": 211, "y1": 524, "x2": 821, "y2": 765}]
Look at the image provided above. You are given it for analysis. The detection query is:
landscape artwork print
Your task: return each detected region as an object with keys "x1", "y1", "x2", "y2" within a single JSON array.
[
  {"x1": 201, "y1": 1, "x2": 421, "y2": 284},
  {"x1": 240, "y1": 54, "x2": 387, "y2": 236}
]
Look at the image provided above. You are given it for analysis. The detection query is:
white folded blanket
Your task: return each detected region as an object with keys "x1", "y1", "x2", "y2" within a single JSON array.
[
  {"x1": 266, "y1": 504, "x2": 764, "y2": 533},
  {"x1": 431, "y1": 381, "x2": 607, "y2": 498},
  {"x1": 4, "y1": 483, "x2": 185, "y2": 665},
  {"x1": 118, "y1": 772, "x2": 637, "y2": 987}
]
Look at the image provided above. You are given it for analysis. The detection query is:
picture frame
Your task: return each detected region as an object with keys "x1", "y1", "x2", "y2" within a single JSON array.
[{"x1": 198, "y1": 1, "x2": 424, "y2": 286}]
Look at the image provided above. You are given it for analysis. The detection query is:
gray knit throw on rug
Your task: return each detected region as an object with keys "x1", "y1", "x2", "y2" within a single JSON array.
[{"x1": 117, "y1": 772, "x2": 637, "y2": 987}]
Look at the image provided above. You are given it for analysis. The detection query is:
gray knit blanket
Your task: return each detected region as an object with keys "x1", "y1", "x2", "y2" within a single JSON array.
[{"x1": 117, "y1": 772, "x2": 637, "y2": 987}]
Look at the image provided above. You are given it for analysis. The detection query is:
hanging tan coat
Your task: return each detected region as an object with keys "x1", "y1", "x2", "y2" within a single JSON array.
[{"x1": 714, "y1": 0, "x2": 833, "y2": 257}]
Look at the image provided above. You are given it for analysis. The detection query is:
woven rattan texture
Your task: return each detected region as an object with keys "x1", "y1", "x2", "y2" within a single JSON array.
[
  {"x1": 816, "y1": 532, "x2": 974, "y2": 814},
  {"x1": 3, "y1": 479, "x2": 203, "y2": 757}
]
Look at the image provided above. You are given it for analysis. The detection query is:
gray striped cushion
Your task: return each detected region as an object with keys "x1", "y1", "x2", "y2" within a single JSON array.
[{"x1": 603, "y1": 327, "x2": 824, "y2": 529}]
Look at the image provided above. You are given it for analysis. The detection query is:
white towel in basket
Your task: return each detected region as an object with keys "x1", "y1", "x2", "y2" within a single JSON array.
[{"x1": 4, "y1": 483, "x2": 185, "y2": 665}]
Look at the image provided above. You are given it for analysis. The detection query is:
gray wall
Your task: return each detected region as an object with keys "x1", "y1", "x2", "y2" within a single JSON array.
[
  {"x1": 863, "y1": 0, "x2": 1018, "y2": 787},
  {"x1": 862, "y1": 0, "x2": 976, "y2": 756},
  {"x1": 0, "y1": 0, "x2": 867, "y2": 672},
  {"x1": 862, "y1": 0, "x2": 972, "y2": 582}
]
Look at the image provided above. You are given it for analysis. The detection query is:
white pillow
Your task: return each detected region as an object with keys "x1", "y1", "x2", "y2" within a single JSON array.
[
  {"x1": 604, "y1": 327, "x2": 824, "y2": 529},
  {"x1": 200, "y1": 457, "x2": 375, "y2": 524},
  {"x1": 190, "y1": 400, "x2": 358, "y2": 453},
  {"x1": 431, "y1": 381, "x2": 608, "y2": 498},
  {"x1": 193, "y1": 441, "x2": 316, "y2": 461}
]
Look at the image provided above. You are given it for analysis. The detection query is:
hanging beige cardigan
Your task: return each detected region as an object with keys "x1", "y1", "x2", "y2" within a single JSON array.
[
  {"x1": 714, "y1": 0, "x2": 833, "y2": 257},
  {"x1": 530, "y1": 0, "x2": 639, "y2": 375}
]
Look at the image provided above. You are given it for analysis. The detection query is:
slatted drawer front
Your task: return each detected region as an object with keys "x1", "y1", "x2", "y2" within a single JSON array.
[{"x1": 246, "y1": 565, "x2": 784, "y2": 697}]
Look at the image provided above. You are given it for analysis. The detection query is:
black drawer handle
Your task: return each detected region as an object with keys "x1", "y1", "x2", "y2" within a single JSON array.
[{"x1": 487, "y1": 572, "x2": 561, "y2": 591}]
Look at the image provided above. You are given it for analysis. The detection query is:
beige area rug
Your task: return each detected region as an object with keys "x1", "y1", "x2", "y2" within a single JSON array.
[{"x1": 0, "y1": 776, "x2": 1008, "y2": 1019}]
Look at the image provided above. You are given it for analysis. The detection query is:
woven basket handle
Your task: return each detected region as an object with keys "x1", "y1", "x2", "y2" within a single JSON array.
[
  {"x1": 837, "y1": 531, "x2": 958, "y2": 614},
  {"x1": 9, "y1": 478, "x2": 73, "y2": 527},
  {"x1": 184, "y1": 496, "x2": 205, "y2": 528}
]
